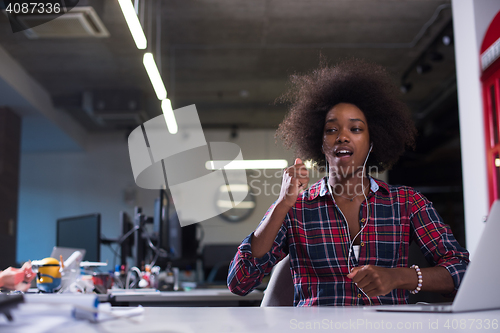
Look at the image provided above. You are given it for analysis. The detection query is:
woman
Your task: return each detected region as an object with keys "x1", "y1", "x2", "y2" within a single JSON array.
[{"x1": 227, "y1": 59, "x2": 469, "y2": 306}]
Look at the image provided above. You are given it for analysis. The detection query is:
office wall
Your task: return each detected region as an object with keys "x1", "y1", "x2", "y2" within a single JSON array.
[
  {"x1": 452, "y1": 0, "x2": 500, "y2": 257},
  {"x1": 200, "y1": 130, "x2": 297, "y2": 246},
  {"x1": 16, "y1": 129, "x2": 296, "y2": 267},
  {"x1": 17, "y1": 132, "x2": 152, "y2": 267}
]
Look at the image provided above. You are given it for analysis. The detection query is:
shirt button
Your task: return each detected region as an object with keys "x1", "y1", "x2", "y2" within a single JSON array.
[
  {"x1": 360, "y1": 242, "x2": 365, "y2": 247},
  {"x1": 360, "y1": 218, "x2": 366, "y2": 222},
  {"x1": 357, "y1": 294, "x2": 362, "y2": 298}
]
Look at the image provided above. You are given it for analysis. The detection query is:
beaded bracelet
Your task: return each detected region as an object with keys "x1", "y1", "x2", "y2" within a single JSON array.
[{"x1": 410, "y1": 265, "x2": 422, "y2": 294}]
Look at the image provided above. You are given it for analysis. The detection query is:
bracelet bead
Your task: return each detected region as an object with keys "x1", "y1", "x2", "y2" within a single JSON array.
[{"x1": 410, "y1": 265, "x2": 422, "y2": 294}]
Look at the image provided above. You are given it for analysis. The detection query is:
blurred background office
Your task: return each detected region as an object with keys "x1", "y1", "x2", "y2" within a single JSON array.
[{"x1": 0, "y1": 0, "x2": 498, "y2": 286}]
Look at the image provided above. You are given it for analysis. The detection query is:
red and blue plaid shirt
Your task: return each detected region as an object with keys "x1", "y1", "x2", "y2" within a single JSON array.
[{"x1": 228, "y1": 177, "x2": 469, "y2": 306}]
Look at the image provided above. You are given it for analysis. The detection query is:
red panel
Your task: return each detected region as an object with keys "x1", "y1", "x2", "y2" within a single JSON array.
[
  {"x1": 480, "y1": 11, "x2": 500, "y2": 54},
  {"x1": 482, "y1": 10, "x2": 500, "y2": 207},
  {"x1": 482, "y1": 55, "x2": 500, "y2": 82},
  {"x1": 483, "y1": 77, "x2": 500, "y2": 207},
  {"x1": 483, "y1": 81, "x2": 494, "y2": 206}
]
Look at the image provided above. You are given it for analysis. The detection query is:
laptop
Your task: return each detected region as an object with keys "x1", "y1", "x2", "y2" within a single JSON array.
[
  {"x1": 374, "y1": 200, "x2": 500, "y2": 313},
  {"x1": 50, "y1": 246, "x2": 86, "y2": 267}
]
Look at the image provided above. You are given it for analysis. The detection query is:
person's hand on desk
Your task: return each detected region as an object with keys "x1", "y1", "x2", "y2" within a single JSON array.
[
  {"x1": 347, "y1": 264, "x2": 455, "y2": 297},
  {"x1": 347, "y1": 265, "x2": 398, "y2": 297},
  {"x1": 0, "y1": 262, "x2": 35, "y2": 291}
]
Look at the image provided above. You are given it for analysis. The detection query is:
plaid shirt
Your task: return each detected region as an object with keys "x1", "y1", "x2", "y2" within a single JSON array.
[{"x1": 227, "y1": 177, "x2": 469, "y2": 306}]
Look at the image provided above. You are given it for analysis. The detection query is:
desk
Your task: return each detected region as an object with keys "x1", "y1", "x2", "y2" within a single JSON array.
[
  {"x1": 6, "y1": 306, "x2": 499, "y2": 333},
  {"x1": 108, "y1": 288, "x2": 263, "y2": 307},
  {"x1": 116, "y1": 307, "x2": 500, "y2": 332}
]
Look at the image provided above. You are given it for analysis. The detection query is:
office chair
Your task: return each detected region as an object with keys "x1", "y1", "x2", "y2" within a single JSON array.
[{"x1": 260, "y1": 255, "x2": 294, "y2": 306}]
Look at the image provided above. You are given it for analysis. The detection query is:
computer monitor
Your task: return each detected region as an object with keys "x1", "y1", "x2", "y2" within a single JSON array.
[
  {"x1": 56, "y1": 214, "x2": 101, "y2": 262},
  {"x1": 153, "y1": 190, "x2": 198, "y2": 268},
  {"x1": 154, "y1": 189, "x2": 171, "y2": 257},
  {"x1": 119, "y1": 211, "x2": 134, "y2": 266}
]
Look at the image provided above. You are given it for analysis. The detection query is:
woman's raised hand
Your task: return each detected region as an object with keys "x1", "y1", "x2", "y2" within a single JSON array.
[{"x1": 279, "y1": 158, "x2": 310, "y2": 208}]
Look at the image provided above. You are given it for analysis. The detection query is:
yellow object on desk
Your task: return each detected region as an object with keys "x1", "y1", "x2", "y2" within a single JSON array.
[{"x1": 36, "y1": 257, "x2": 62, "y2": 293}]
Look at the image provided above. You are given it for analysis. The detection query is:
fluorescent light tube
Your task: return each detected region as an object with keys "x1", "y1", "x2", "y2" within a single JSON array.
[
  {"x1": 219, "y1": 184, "x2": 250, "y2": 192},
  {"x1": 143, "y1": 53, "x2": 167, "y2": 100},
  {"x1": 217, "y1": 200, "x2": 255, "y2": 209},
  {"x1": 118, "y1": 0, "x2": 147, "y2": 49},
  {"x1": 161, "y1": 99, "x2": 178, "y2": 134},
  {"x1": 206, "y1": 159, "x2": 288, "y2": 170}
]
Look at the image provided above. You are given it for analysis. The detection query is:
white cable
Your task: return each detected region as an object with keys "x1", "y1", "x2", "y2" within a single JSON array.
[
  {"x1": 326, "y1": 145, "x2": 374, "y2": 305},
  {"x1": 73, "y1": 304, "x2": 144, "y2": 323},
  {"x1": 126, "y1": 266, "x2": 142, "y2": 289}
]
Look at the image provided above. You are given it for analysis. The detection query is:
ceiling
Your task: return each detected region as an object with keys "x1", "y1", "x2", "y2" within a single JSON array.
[{"x1": 0, "y1": 0, "x2": 456, "y2": 132}]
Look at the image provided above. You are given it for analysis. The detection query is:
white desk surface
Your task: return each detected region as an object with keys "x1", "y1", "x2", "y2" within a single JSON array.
[
  {"x1": 107, "y1": 307, "x2": 500, "y2": 333},
  {"x1": 109, "y1": 288, "x2": 263, "y2": 302},
  {"x1": 4, "y1": 305, "x2": 499, "y2": 333}
]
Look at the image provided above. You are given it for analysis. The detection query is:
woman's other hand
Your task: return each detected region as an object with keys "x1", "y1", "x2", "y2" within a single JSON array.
[
  {"x1": 346, "y1": 265, "x2": 398, "y2": 297},
  {"x1": 0, "y1": 262, "x2": 35, "y2": 290},
  {"x1": 0, "y1": 267, "x2": 26, "y2": 290},
  {"x1": 21, "y1": 262, "x2": 35, "y2": 284}
]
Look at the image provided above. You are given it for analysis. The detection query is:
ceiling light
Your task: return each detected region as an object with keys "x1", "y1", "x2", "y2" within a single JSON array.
[
  {"x1": 495, "y1": 158, "x2": 500, "y2": 168},
  {"x1": 205, "y1": 159, "x2": 288, "y2": 170},
  {"x1": 118, "y1": 0, "x2": 147, "y2": 49},
  {"x1": 400, "y1": 83, "x2": 412, "y2": 94},
  {"x1": 217, "y1": 200, "x2": 255, "y2": 209},
  {"x1": 442, "y1": 35, "x2": 453, "y2": 46},
  {"x1": 161, "y1": 99, "x2": 177, "y2": 134},
  {"x1": 143, "y1": 53, "x2": 167, "y2": 100},
  {"x1": 416, "y1": 63, "x2": 432, "y2": 75},
  {"x1": 219, "y1": 184, "x2": 250, "y2": 192}
]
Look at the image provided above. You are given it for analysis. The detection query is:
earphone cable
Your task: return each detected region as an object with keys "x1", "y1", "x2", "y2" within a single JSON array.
[{"x1": 326, "y1": 144, "x2": 374, "y2": 305}]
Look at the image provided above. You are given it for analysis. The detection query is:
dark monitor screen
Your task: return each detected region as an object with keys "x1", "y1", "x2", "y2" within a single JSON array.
[
  {"x1": 56, "y1": 214, "x2": 101, "y2": 262},
  {"x1": 153, "y1": 190, "x2": 198, "y2": 268},
  {"x1": 154, "y1": 189, "x2": 169, "y2": 255},
  {"x1": 120, "y1": 211, "x2": 134, "y2": 266}
]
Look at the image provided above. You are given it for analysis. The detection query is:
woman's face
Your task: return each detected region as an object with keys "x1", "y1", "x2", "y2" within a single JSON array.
[{"x1": 322, "y1": 103, "x2": 370, "y2": 176}]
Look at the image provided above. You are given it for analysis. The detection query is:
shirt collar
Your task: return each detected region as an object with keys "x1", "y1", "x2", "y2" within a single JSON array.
[{"x1": 307, "y1": 175, "x2": 389, "y2": 201}]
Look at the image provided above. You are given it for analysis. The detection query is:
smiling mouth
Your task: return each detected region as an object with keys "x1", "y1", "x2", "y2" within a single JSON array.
[{"x1": 335, "y1": 149, "x2": 353, "y2": 158}]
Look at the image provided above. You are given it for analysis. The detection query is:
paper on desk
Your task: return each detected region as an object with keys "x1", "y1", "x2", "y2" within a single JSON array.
[{"x1": 95, "y1": 303, "x2": 144, "y2": 322}]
